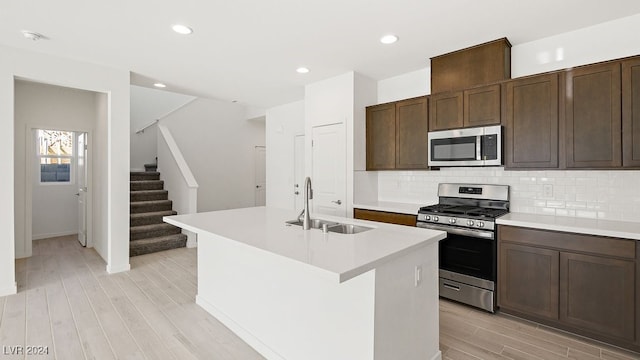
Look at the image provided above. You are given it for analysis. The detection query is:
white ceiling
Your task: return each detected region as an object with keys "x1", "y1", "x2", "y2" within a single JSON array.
[{"x1": 2, "y1": 1, "x2": 640, "y2": 109}]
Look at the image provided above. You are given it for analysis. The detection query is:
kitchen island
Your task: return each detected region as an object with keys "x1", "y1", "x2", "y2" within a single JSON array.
[{"x1": 164, "y1": 206, "x2": 446, "y2": 360}]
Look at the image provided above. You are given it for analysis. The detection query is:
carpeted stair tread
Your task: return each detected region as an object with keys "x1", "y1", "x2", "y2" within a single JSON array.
[
  {"x1": 130, "y1": 223, "x2": 181, "y2": 240},
  {"x1": 130, "y1": 171, "x2": 160, "y2": 181},
  {"x1": 130, "y1": 234, "x2": 187, "y2": 257},
  {"x1": 130, "y1": 180, "x2": 164, "y2": 191},
  {"x1": 130, "y1": 190, "x2": 168, "y2": 202},
  {"x1": 130, "y1": 210, "x2": 177, "y2": 227},
  {"x1": 130, "y1": 200, "x2": 173, "y2": 213},
  {"x1": 129, "y1": 170, "x2": 186, "y2": 256}
]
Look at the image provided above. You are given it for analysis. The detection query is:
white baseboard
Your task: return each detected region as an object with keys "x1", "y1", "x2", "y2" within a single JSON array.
[
  {"x1": 196, "y1": 295, "x2": 284, "y2": 360},
  {"x1": 32, "y1": 231, "x2": 77, "y2": 241},
  {"x1": 106, "y1": 262, "x2": 131, "y2": 274},
  {"x1": 0, "y1": 282, "x2": 17, "y2": 297},
  {"x1": 130, "y1": 167, "x2": 145, "y2": 172},
  {"x1": 431, "y1": 350, "x2": 443, "y2": 360}
]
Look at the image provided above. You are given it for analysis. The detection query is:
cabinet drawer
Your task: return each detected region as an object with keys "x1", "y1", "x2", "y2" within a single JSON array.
[
  {"x1": 498, "y1": 225, "x2": 635, "y2": 259},
  {"x1": 354, "y1": 209, "x2": 416, "y2": 227}
]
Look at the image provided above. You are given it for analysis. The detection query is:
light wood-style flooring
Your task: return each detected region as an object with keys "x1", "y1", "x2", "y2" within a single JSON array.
[{"x1": 0, "y1": 235, "x2": 637, "y2": 360}]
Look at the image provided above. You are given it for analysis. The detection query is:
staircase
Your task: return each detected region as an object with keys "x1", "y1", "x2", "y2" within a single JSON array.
[{"x1": 130, "y1": 171, "x2": 186, "y2": 256}]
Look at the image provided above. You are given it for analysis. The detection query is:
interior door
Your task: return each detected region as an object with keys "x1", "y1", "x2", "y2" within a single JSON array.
[
  {"x1": 293, "y1": 134, "x2": 305, "y2": 212},
  {"x1": 77, "y1": 132, "x2": 88, "y2": 246},
  {"x1": 311, "y1": 123, "x2": 346, "y2": 216},
  {"x1": 254, "y1": 146, "x2": 266, "y2": 206}
]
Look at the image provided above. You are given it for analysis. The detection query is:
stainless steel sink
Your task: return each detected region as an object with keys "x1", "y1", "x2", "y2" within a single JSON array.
[
  {"x1": 326, "y1": 223, "x2": 373, "y2": 234},
  {"x1": 285, "y1": 218, "x2": 337, "y2": 229}
]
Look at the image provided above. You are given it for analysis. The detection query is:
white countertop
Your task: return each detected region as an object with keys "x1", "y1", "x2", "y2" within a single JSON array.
[
  {"x1": 497, "y1": 213, "x2": 640, "y2": 240},
  {"x1": 353, "y1": 201, "x2": 425, "y2": 215},
  {"x1": 164, "y1": 206, "x2": 446, "y2": 283}
]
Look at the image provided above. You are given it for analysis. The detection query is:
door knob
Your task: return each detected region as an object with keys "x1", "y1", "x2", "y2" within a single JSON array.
[{"x1": 332, "y1": 200, "x2": 342, "y2": 205}]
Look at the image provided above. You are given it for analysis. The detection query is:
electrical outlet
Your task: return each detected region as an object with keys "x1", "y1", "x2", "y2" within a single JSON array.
[
  {"x1": 414, "y1": 266, "x2": 422, "y2": 287},
  {"x1": 543, "y1": 184, "x2": 553, "y2": 198}
]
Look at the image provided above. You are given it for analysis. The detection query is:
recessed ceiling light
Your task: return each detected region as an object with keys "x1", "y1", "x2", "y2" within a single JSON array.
[
  {"x1": 172, "y1": 24, "x2": 193, "y2": 35},
  {"x1": 22, "y1": 30, "x2": 44, "y2": 41},
  {"x1": 154, "y1": 83, "x2": 167, "y2": 88},
  {"x1": 296, "y1": 67, "x2": 310, "y2": 74},
  {"x1": 380, "y1": 34, "x2": 399, "y2": 44}
]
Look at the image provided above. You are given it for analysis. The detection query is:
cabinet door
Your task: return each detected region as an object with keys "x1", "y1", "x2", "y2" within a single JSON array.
[
  {"x1": 505, "y1": 74, "x2": 559, "y2": 169},
  {"x1": 396, "y1": 97, "x2": 429, "y2": 169},
  {"x1": 366, "y1": 103, "x2": 396, "y2": 170},
  {"x1": 429, "y1": 91, "x2": 463, "y2": 130},
  {"x1": 499, "y1": 243, "x2": 559, "y2": 320},
  {"x1": 565, "y1": 62, "x2": 622, "y2": 168},
  {"x1": 623, "y1": 58, "x2": 640, "y2": 167},
  {"x1": 559, "y1": 252, "x2": 635, "y2": 341},
  {"x1": 464, "y1": 84, "x2": 501, "y2": 127}
]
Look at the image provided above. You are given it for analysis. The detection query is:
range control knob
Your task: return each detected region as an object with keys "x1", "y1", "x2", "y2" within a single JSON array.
[
  {"x1": 477, "y1": 222, "x2": 485, "y2": 228},
  {"x1": 467, "y1": 220, "x2": 475, "y2": 226},
  {"x1": 433, "y1": 216, "x2": 439, "y2": 222},
  {"x1": 449, "y1": 218, "x2": 456, "y2": 224},
  {"x1": 425, "y1": 215, "x2": 431, "y2": 221}
]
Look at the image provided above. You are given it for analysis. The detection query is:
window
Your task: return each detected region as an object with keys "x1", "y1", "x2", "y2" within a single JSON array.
[{"x1": 36, "y1": 129, "x2": 74, "y2": 183}]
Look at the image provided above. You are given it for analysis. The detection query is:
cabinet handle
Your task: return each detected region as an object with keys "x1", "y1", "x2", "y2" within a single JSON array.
[{"x1": 294, "y1": 191, "x2": 299, "y2": 195}]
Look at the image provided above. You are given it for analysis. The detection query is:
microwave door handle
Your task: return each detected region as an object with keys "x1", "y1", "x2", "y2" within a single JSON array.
[{"x1": 476, "y1": 135, "x2": 482, "y2": 161}]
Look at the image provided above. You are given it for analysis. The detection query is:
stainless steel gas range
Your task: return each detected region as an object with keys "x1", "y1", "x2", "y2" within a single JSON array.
[{"x1": 417, "y1": 183, "x2": 509, "y2": 313}]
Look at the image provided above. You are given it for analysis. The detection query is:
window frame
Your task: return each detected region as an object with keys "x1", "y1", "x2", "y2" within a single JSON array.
[{"x1": 35, "y1": 129, "x2": 77, "y2": 186}]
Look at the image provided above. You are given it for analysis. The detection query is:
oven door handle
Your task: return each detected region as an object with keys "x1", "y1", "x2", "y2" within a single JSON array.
[{"x1": 417, "y1": 222, "x2": 495, "y2": 240}]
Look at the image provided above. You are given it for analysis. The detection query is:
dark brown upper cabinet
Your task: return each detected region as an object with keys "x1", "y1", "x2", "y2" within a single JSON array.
[
  {"x1": 366, "y1": 103, "x2": 396, "y2": 170},
  {"x1": 464, "y1": 84, "x2": 502, "y2": 127},
  {"x1": 396, "y1": 97, "x2": 429, "y2": 169},
  {"x1": 429, "y1": 91, "x2": 463, "y2": 130},
  {"x1": 430, "y1": 84, "x2": 501, "y2": 131},
  {"x1": 431, "y1": 38, "x2": 511, "y2": 93},
  {"x1": 623, "y1": 58, "x2": 640, "y2": 167},
  {"x1": 366, "y1": 96, "x2": 429, "y2": 170},
  {"x1": 565, "y1": 62, "x2": 622, "y2": 168},
  {"x1": 504, "y1": 73, "x2": 559, "y2": 169}
]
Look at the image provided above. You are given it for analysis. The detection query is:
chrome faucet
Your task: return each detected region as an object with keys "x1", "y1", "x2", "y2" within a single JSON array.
[{"x1": 302, "y1": 177, "x2": 313, "y2": 230}]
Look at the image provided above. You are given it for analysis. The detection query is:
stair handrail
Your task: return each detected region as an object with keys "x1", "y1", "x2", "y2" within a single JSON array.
[
  {"x1": 135, "y1": 97, "x2": 197, "y2": 134},
  {"x1": 135, "y1": 119, "x2": 158, "y2": 134}
]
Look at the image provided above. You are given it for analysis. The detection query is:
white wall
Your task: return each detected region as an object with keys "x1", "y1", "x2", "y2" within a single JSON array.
[
  {"x1": 0, "y1": 45, "x2": 130, "y2": 296},
  {"x1": 130, "y1": 85, "x2": 195, "y2": 171},
  {"x1": 265, "y1": 101, "x2": 305, "y2": 210},
  {"x1": 160, "y1": 98, "x2": 265, "y2": 212},
  {"x1": 14, "y1": 81, "x2": 97, "y2": 241},
  {"x1": 373, "y1": 14, "x2": 640, "y2": 223},
  {"x1": 93, "y1": 93, "x2": 108, "y2": 259},
  {"x1": 377, "y1": 68, "x2": 430, "y2": 104}
]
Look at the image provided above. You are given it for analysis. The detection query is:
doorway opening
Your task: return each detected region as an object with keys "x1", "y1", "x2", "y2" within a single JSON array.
[{"x1": 29, "y1": 128, "x2": 91, "y2": 247}]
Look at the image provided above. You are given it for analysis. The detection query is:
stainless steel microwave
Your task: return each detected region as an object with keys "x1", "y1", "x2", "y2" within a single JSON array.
[{"x1": 428, "y1": 125, "x2": 502, "y2": 167}]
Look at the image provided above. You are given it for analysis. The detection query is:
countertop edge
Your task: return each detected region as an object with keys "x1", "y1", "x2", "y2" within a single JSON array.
[{"x1": 496, "y1": 213, "x2": 640, "y2": 240}]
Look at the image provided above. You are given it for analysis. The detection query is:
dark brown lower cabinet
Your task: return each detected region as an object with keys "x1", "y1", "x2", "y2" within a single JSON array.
[
  {"x1": 353, "y1": 208, "x2": 416, "y2": 227},
  {"x1": 498, "y1": 225, "x2": 638, "y2": 351},
  {"x1": 559, "y1": 252, "x2": 635, "y2": 341},
  {"x1": 637, "y1": 244, "x2": 640, "y2": 347},
  {"x1": 499, "y1": 243, "x2": 559, "y2": 320}
]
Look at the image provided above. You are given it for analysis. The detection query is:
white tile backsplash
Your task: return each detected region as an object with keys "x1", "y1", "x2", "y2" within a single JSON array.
[{"x1": 376, "y1": 167, "x2": 640, "y2": 223}]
